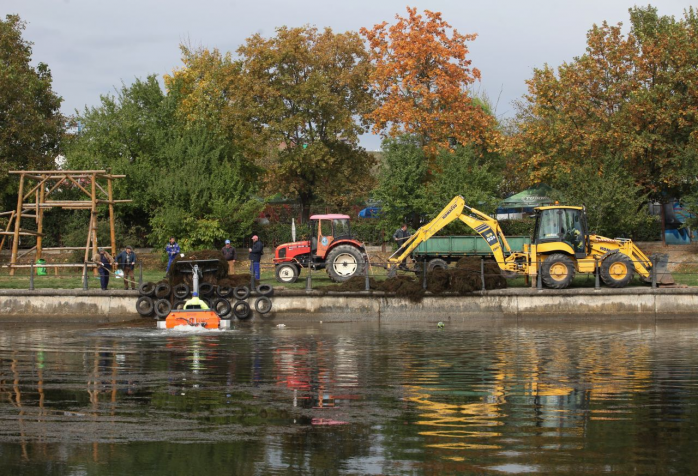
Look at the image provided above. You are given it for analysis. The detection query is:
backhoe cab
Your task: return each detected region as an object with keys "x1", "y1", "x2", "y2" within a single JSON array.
[
  {"x1": 388, "y1": 196, "x2": 672, "y2": 289},
  {"x1": 274, "y1": 214, "x2": 367, "y2": 284}
]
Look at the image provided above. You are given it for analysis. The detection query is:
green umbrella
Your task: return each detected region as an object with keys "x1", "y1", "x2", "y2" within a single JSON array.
[{"x1": 499, "y1": 184, "x2": 555, "y2": 209}]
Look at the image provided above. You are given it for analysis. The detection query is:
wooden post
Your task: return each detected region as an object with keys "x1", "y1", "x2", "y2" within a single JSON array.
[
  {"x1": 10, "y1": 174, "x2": 25, "y2": 276},
  {"x1": 0, "y1": 210, "x2": 15, "y2": 254},
  {"x1": 36, "y1": 185, "x2": 45, "y2": 261},
  {"x1": 107, "y1": 176, "x2": 116, "y2": 256},
  {"x1": 90, "y1": 174, "x2": 99, "y2": 276},
  {"x1": 83, "y1": 212, "x2": 93, "y2": 283}
]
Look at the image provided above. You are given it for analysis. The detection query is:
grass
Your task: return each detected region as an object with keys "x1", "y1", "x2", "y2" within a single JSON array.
[{"x1": 0, "y1": 262, "x2": 693, "y2": 290}]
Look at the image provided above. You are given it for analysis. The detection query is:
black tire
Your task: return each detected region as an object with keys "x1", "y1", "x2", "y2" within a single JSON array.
[
  {"x1": 173, "y1": 283, "x2": 190, "y2": 299},
  {"x1": 427, "y1": 259, "x2": 448, "y2": 272},
  {"x1": 541, "y1": 253, "x2": 576, "y2": 289},
  {"x1": 326, "y1": 245, "x2": 365, "y2": 282},
  {"x1": 212, "y1": 298, "x2": 232, "y2": 318},
  {"x1": 233, "y1": 285, "x2": 250, "y2": 300},
  {"x1": 154, "y1": 282, "x2": 171, "y2": 299},
  {"x1": 138, "y1": 282, "x2": 156, "y2": 297},
  {"x1": 199, "y1": 282, "x2": 214, "y2": 297},
  {"x1": 135, "y1": 296, "x2": 154, "y2": 316},
  {"x1": 254, "y1": 296, "x2": 272, "y2": 315},
  {"x1": 216, "y1": 285, "x2": 234, "y2": 298},
  {"x1": 153, "y1": 298, "x2": 172, "y2": 320},
  {"x1": 600, "y1": 253, "x2": 634, "y2": 288},
  {"x1": 275, "y1": 263, "x2": 299, "y2": 283},
  {"x1": 232, "y1": 300, "x2": 251, "y2": 320},
  {"x1": 256, "y1": 283, "x2": 274, "y2": 297},
  {"x1": 172, "y1": 299, "x2": 186, "y2": 310}
]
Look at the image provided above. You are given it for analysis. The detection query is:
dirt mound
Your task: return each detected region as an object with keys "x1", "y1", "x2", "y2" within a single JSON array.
[
  {"x1": 218, "y1": 274, "x2": 254, "y2": 288},
  {"x1": 168, "y1": 250, "x2": 228, "y2": 285}
]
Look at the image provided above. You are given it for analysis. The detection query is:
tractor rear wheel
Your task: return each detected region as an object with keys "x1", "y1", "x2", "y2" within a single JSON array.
[
  {"x1": 541, "y1": 253, "x2": 575, "y2": 289},
  {"x1": 600, "y1": 253, "x2": 634, "y2": 288},
  {"x1": 326, "y1": 245, "x2": 365, "y2": 282},
  {"x1": 427, "y1": 258, "x2": 448, "y2": 272}
]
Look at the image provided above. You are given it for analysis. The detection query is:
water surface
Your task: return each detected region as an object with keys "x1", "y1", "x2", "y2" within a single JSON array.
[{"x1": 1, "y1": 319, "x2": 697, "y2": 474}]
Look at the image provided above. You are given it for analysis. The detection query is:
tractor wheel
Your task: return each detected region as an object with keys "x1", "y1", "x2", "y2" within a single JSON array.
[
  {"x1": 275, "y1": 263, "x2": 299, "y2": 284},
  {"x1": 326, "y1": 245, "x2": 365, "y2": 283},
  {"x1": 427, "y1": 259, "x2": 448, "y2": 272},
  {"x1": 600, "y1": 253, "x2": 634, "y2": 288},
  {"x1": 541, "y1": 253, "x2": 575, "y2": 289}
]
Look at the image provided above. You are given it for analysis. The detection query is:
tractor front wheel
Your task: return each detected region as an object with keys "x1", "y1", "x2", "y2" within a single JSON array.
[
  {"x1": 541, "y1": 253, "x2": 576, "y2": 289},
  {"x1": 600, "y1": 253, "x2": 634, "y2": 288},
  {"x1": 275, "y1": 263, "x2": 299, "y2": 284},
  {"x1": 326, "y1": 245, "x2": 365, "y2": 282}
]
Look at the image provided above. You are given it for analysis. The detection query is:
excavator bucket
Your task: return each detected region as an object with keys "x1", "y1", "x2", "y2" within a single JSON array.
[{"x1": 651, "y1": 253, "x2": 675, "y2": 285}]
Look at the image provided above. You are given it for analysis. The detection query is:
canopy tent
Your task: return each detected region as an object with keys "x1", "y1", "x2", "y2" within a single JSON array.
[{"x1": 496, "y1": 184, "x2": 555, "y2": 219}]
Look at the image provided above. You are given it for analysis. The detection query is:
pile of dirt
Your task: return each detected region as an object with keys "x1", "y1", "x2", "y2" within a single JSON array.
[
  {"x1": 318, "y1": 257, "x2": 506, "y2": 303},
  {"x1": 168, "y1": 250, "x2": 228, "y2": 285},
  {"x1": 218, "y1": 274, "x2": 254, "y2": 288}
]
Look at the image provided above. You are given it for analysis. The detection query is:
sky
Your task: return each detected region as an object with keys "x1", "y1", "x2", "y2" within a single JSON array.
[{"x1": 2, "y1": 0, "x2": 691, "y2": 150}]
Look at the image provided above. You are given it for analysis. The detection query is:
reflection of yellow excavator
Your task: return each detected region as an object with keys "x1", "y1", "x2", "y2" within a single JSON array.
[{"x1": 388, "y1": 195, "x2": 672, "y2": 289}]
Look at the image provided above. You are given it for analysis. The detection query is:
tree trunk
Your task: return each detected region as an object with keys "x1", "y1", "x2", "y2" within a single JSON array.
[{"x1": 299, "y1": 193, "x2": 313, "y2": 224}]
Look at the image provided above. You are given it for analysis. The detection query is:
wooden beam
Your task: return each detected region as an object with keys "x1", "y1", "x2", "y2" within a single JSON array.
[
  {"x1": 10, "y1": 174, "x2": 24, "y2": 276},
  {"x1": 9, "y1": 170, "x2": 107, "y2": 174}
]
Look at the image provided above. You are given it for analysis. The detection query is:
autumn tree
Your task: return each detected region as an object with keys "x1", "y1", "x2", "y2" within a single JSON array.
[
  {"x1": 510, "y1": 6, "x2": 698, "y2": 203},
  {"x1": 361, "y1": 7, "x2": 497, "y2": 154},
  {"x1": 0, "y1": 14, "x2": 63, "y2": 209}
]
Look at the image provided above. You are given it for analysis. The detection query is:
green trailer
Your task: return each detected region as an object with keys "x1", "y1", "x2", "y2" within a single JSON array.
[{"x1": 412, "y1": 235, "x2": 531, "y2": 271}]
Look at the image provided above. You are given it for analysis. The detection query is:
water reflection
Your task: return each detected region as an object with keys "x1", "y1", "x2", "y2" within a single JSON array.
[{"x1": 0, "y1": 321, "x2": 697, "y2": 474}]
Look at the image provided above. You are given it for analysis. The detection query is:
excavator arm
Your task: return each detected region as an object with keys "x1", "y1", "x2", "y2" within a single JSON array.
[{"x1": 388, "y1": 196, "x2": 522, "y2": 274}]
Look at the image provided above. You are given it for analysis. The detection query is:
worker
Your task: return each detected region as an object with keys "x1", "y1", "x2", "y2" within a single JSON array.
[
  {"x1": 248, "y1": 235, "x2": 263, "y2": 280},
  {"x1": 95, "y1": 248, "x2": 114, "y2": 291},
  {"x1": 183, "y1": 291, "x2": 209, "y2": 310},
  {"x1": 393, "y1": 223, "x2": 411, "y2": 270},
  {"x1": 221, "y1": 239, "x2": 236, "y2": 275},
  {"x1": 165, "y1": 237, "x2": 180, "y2": 274}
]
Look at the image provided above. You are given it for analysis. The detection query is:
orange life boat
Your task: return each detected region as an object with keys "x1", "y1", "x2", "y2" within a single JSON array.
[{"x1": 158, "y1": 309, "x2": 230, "y2": 329}]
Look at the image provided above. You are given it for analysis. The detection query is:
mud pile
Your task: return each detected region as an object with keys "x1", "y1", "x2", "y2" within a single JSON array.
[
  {"x1": 319, "y1": 257, "x2": 506, "y2": 303},
  {"x1": 218, "y1": 274, "x2": 254, "y2": 288},
  {"x1": 168, "y1": 250, "x2": 229, "y2": 285}
]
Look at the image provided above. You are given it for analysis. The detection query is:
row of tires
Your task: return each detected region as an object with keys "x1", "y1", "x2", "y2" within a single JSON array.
[
  {"x1": 135, "y1": 295, "x2": 272, "y2": 320},
  {"x1": 138, "y1": 281, "x2": 274, "y2": 300}
]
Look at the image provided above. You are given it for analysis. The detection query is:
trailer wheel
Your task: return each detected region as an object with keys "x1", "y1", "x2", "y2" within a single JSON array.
[
  {"x1": 427, "y1": 259, "x2": 448, "y2": 272},
  {"x1": 275, "y1": 263, "x2": 299, "y2": 283},
  {"x1": 136, "y1": 296, "x2": 154, "y2": 316},
  {"x1": 541, "y1": 253, "x2": 575, "y2": 289},
  {"x1": 326, "y1": 245, "x2": 365, "y2": 282},
  {"x1": 600, "y1": 253, "x2": 634, "y2": 288}
]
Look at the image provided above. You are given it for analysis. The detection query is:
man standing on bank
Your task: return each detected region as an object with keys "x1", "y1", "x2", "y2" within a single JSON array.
[
  {"x1": 222, "y1": 239, "x2": 236, "y2": 276},
  {"x1": 393, "y1": 223, "x2": 411, "y2": 270},
  {"x1": 248, "y1": 235, "x2": 263, "y2": 280},
  {"x1": 165, "y1": 237, "x2": 180, "y2": 274},
  {"x1": 116, "y1": 245, "x2": 137, "y2": 290},
  {"x1": 96, "y1": 248, "x2": 114, "y2": 290}
]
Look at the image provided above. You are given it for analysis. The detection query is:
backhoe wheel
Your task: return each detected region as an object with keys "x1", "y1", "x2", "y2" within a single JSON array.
[
  {"x1": 541, "y1": 253, "x2": 575, "y2": 289},
  {"x1": 275, "y1": 263, "x2": 299, "y2": 284},
  {"x1": 326, "y1": 245, "x2": 365, "y2": 283},
  {"x1": 427, "y1": 259, "x2": 448, "y2": 272},
  {"x1": 600, "y1": 253, "x2": 634, "y2": 288}
]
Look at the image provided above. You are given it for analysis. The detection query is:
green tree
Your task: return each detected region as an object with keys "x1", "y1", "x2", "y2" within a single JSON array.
[
  {"x1": 373, "y1": 135, "x2": 429, "y2": 230},
  {"x1": 0, "y1": 14, "x2": 63, "y2": 208},
  {"x1": 66, "y1": 76, "x2": 260, "y2": 249}
]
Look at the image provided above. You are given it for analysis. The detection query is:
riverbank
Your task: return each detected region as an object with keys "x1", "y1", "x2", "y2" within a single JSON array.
[{"x1": 1, "y1": 287, "x2": 697, "y2": 323}]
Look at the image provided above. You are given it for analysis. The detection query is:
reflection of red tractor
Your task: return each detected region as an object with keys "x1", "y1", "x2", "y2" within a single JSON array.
[{"x1": 273, "y1": 214, "x2": 367, "y2": 283}]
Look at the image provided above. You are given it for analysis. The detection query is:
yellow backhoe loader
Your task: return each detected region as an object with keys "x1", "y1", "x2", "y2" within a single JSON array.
[{"x1": 388, "y1": 195, "x2": 673, "y2": 289}]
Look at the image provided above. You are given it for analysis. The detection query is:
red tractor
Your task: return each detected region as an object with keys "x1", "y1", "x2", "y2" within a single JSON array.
[{"x1": 273, "y1": 214, "x2": 367, "y2": 283}]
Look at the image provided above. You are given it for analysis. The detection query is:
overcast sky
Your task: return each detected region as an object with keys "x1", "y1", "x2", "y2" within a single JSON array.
[{"x1": 3, "y1": 0, "x2": 691, "y2": 150}]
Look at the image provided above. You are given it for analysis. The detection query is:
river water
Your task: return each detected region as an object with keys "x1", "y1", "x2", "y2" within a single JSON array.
[{"x1": 1, "y1": 319, "x2": 697, "y2": 475}]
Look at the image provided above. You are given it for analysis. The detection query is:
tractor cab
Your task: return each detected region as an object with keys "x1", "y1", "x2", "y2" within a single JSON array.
[
  {"x1": 309, "y1": 214, "x2": 352, "y2": 259},
  {"x1": 533, "y1": 206, "x2": 588, "y2": 258}
]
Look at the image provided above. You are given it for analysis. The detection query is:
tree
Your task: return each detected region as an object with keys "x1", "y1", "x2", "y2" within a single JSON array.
[
  {"x1": 0, "y1": 14, "x2": 63, "y2": 208},
  {"x1": 510, "y1": 6, "x2": 698, "y2": 202},
  {"x1": 361, "y1": 7, "x2": 496, "y2": 154},
  {"x1": 373, "y1": 135, "x2": 429, "y2": 229},
  {"x1": 168, "y1": 27, "x2": 377, "y2": 223},
  {"x1": 66, "y1": 76, "x2": 261, "y2": 248}
]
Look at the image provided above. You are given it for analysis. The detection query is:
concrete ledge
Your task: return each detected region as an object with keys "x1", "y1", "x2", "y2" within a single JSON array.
[{"x1": 1, "y1": 287, "x2": 697, "y2": 323}]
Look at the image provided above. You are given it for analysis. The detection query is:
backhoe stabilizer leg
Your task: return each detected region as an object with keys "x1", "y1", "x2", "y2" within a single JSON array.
[{"x1": 650, "y1": 253, "x2": 675, "y2": 285}]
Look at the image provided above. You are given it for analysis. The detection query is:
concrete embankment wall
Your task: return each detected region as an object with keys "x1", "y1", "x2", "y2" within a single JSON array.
[{"x1": 1, "y1": 288, "x2": 697, "y2": 323}]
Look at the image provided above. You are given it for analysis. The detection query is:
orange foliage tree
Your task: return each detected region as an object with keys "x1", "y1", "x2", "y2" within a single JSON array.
[
  {"x1": 509, "y1": 6, "x2": 698, "y2": 200},
  {"x1": 361, "y1": 7, "x2": 496, "y2": 154}
]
